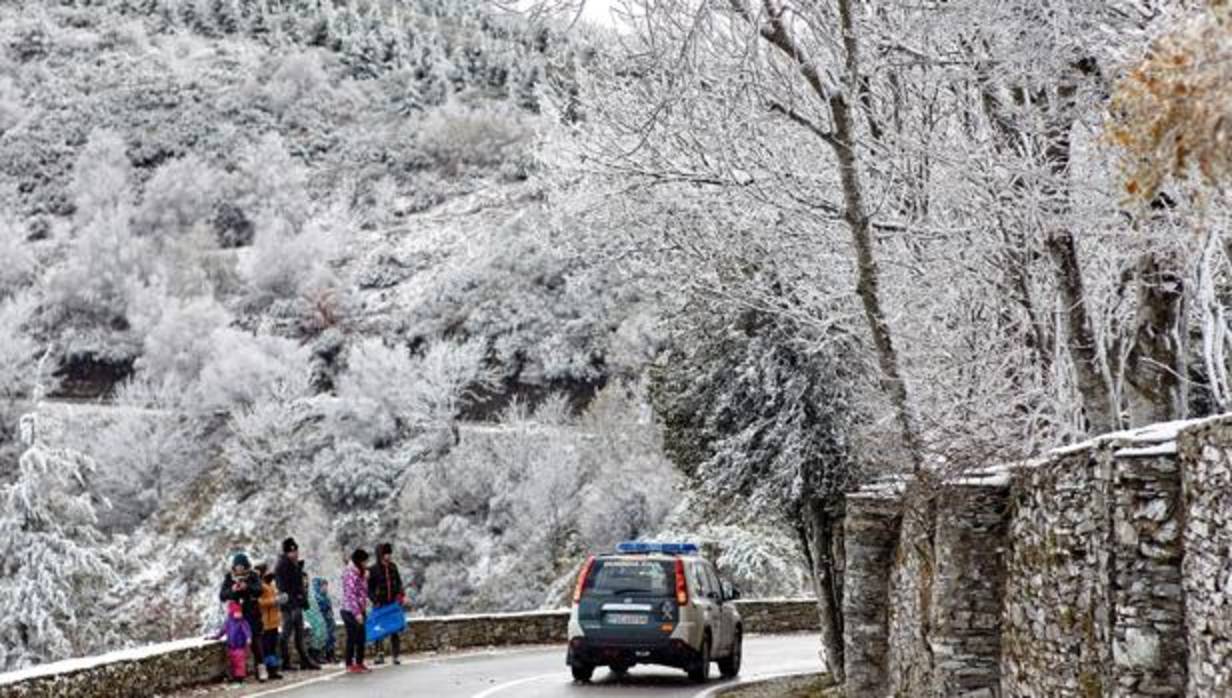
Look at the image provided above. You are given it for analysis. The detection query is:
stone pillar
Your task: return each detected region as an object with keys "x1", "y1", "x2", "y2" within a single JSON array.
[
  {"x1": 929, "y1": 480, "x2": 1010, "y2": 697},
  {"x1": 843, "y1": 492, "x2": 902, "y2": 697},
  {"x1": 1106, "y1": 446, "x2": 1186, "y2": 697},
  {"x1": 1176, "y1": 420, "x2": 1232, "y2": 696}
]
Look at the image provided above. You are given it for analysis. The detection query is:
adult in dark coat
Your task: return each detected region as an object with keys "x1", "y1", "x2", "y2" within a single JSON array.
[
  {"x1": 275, "y1": 537, "x2": 320, "y2": 670},
  {"x1": 367, "y1": 542, "x2": 406, "y2": 665},
  {"x1": 218, "y1": 553, "x2": 264, "y2": 672}
]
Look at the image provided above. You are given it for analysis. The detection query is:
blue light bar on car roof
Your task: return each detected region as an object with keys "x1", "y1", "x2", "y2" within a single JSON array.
[{"x1": 615, "y1": 541, "x2": 699, "y2": 556}]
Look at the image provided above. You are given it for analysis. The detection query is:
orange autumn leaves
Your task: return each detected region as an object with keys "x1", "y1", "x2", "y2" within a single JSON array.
[{"x1": 1108, "y1": 1, "x2": 1232, "y2": 202}]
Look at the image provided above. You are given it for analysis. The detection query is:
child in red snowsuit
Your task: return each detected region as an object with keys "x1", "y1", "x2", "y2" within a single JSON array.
[{"x1": 215, "y1": 601, "x2": 254, "y2": 682}]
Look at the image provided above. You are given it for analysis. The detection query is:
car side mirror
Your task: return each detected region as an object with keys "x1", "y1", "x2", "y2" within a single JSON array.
[{"x1": 722, "y1": 580, "x2": 741, "y2": 601}]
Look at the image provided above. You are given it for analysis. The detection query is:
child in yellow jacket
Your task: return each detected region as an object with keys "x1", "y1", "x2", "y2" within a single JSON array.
[{"x1": 255, "y1": 563, "x2": 284, "y2": 681}]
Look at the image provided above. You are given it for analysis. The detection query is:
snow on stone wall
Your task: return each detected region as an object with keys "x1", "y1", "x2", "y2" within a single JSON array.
[{"x1": 845, "y1": 415, "x2": 1226, "y2": 698}]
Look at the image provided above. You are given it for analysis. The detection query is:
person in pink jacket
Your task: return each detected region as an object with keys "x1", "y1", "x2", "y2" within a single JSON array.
[{"x1": 341, "y1": 548, "x2": 371, "y2": 674}]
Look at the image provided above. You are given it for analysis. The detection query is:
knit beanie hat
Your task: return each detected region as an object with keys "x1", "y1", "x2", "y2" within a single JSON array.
[
  {"x1": 232, "y1": 553, "x2": 251, "y2": 571},
  {"x1": 376, "y1": 542, "x2": 393, "y2": 558},
  {"x1": 282, "y1": 537, "x2": 299, "y2": 554},
  {"x1": 227, "y1": 601, "x2": 242, "y2": 616}
]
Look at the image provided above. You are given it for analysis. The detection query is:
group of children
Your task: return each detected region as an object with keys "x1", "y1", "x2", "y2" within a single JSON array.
[{"x1": 214, "y1": 539, "x2": 405, "y2": 684}]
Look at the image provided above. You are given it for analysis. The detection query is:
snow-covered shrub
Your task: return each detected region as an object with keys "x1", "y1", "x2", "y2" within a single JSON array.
[
  {"x1": 0, "y1": 211, "x2": 35, "y2": 298},
  {"x1": 240, "y1": 215, "x2": 339, "y2": 310},
  {"x1": 0, "y1": 293, "x2": 39, "y2": 403},
  {"x1": 233, "y1": 133, "x2": 311, "y2": 231},
  {"x1": 417, "y1": 101, "x2": 532, "y2": 175},
  {"x1": 223, "y1": 395, "x2": 324, "y2": 492},
  {"x1": 42, "y1": 206, "x2": 147, "y2": 325},
  {"x1": 0, "y1": 75, "x2": 26, "y2": 136},
  {"x1": 131, "y1": 290, "x2": 231, "y2": 388},
  {"x1": 313, "y1": 439, "x2": 408, "y2": 510},
  {"x1": 337, "y1": 337, "x2": 492, "y2": 435},
  {"x1": 83, "y1": 385, "x2": 203, "y2": 529},
  {"x1": 133, "y1": 154, "x2": 222, "y2": 238},
  {"x1": 196, "y1": 328, "x2": 313, "y2": 409},
  {"x1": 262, "y1": 49, "x2": 332, "y2": 116},
  {"x1": 68, "y1": 129, "x2": 133, "y2": 225}
]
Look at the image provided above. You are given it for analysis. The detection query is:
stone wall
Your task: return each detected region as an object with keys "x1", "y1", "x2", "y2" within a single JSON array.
[
  {"x1": 1106, "y1": 444, "x2": 1186, "y2": 696},
  {"x1": 883, "y1": 480, "x2": 1009, "y2": 698},
  {"x1": 1002, "y1": 447, "x2": 1114, "y2": 697},
  {"x1": 885, "y1": 493, "x2": 932, "y2": 697},
  {"x1": 0, "y1": 600, "x2": 821, "y2": 698},
  {"x1": 842, "y1": 491, "x2": 902, "y2": 696},
  {"x1": 846, "y1": 415, "x2": 1221, "y2": 698},
  {"x1": 1177, "y1": 421, "x2": 1232, "y2": 695},
  {"x1": 929, "y1": 482, "x2": 1009, "y2": 697},
  {"x1": 0, "y1": 639, "x2": 224, "y2": 698}
]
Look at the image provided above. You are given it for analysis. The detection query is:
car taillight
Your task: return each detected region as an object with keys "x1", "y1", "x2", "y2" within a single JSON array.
[
  {"x1": 573, "y1": 556, "x2": 596, "y2": 605},
  {"x1": 674, "y1": 558, "x2": 688, "y2": 606}
]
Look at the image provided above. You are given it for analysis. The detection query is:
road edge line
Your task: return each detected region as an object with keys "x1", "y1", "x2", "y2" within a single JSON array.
[{"x1": 691, "y1": 668, "x2": 826, "y2": 698}]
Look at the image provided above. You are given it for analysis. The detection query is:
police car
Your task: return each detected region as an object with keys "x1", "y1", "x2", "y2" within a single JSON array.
[{"x1": 566, "y1": 542, "x2": 743, "y2": 683}]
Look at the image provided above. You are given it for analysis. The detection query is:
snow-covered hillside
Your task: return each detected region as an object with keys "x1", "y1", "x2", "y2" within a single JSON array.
[{"x1": 0, "y1": 0, "x2": 810, "y2": 671}]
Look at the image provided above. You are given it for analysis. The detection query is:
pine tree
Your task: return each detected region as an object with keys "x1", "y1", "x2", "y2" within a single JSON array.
[{"x1": 0, "y1": 413, "x2": 121, "y2": 670}]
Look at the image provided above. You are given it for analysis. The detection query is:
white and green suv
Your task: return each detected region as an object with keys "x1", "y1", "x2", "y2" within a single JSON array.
[{"x1": 566, "y1": 542, "x2": 743, "y2": 684}]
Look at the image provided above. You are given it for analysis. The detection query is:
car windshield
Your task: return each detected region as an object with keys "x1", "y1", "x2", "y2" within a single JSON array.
[{"x1": 587, "y1": 559, "x2": 674, "y2": 596}]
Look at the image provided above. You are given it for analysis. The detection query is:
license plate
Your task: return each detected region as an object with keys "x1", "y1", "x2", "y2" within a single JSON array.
[{"x1": 606, "y1": 613, "x2": 648, "y2": 625}]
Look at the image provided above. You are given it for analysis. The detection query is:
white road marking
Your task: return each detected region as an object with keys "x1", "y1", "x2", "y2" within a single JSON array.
[
  {"x1": 242, "y1": 670, "x2": 347, "y2": 697},
  {"x1": 468, "y1": 672, "x2": 559, "y2": 698},
  {"x1": 690, "y1": 669, "x2": 824, "y2": 698},
  {"x1": 242, "y1": 646, "x2": 561, "y2": 697}
]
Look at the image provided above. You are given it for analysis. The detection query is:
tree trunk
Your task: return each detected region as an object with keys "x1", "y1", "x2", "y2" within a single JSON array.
[
  {"x1": 744, "y1": 0, "x2": 924, "y2": 470},
  {"x1": 1043, "y1": 115, "x2": 1118, "y2": 434},
  {"x1": 1124, "y1": 252, "x2": 1184, "y2": 424},
  {"x1": 808, "y1": 497, "x2": 846, "y2": 683},
  {"x1": 1044, "y1": 228, "x2": 1118, "y2": 433},
  {"x1": 830, "y1": 0, "x2": 924, "y2": 471}
]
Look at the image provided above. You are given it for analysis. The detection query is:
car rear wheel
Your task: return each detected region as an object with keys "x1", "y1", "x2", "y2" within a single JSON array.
[
  {"x1": 688, "y1": 636, "x2": 711, "y2": 683},
  {"x1": 718, "y1": 630, "x2": 742, "y2": 678},
  {"x1": 571, "y1": 663, "x2": 595, "y2": 683},
  {"x1": 610, "y1": 664, "x2": 630, "y2": 679}
]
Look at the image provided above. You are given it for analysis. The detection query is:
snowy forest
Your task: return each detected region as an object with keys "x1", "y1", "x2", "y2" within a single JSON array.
[{"x1": 1, "y1": 0, "x2": 1230, "y2": 674}]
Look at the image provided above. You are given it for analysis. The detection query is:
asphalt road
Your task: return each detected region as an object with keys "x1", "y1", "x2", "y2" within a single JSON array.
[{"x1": 232, "y1": 634, "x2": 822, "y2": 698}]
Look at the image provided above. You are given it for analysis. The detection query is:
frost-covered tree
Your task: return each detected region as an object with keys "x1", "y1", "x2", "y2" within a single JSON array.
[
  {"x1": 0, "y1": 213, "x2": 35, "y2": 300},
  {"x1": 233, "y1": 133, "x2": 311, "y2": 231},
  {"x1": 133, "y1": 154, "x2": 222, "y2": 239},
  {"x1": 131, "y1": 290, "x2": 231, "y2": 387},
  {"x1": 224, "y1": 395, "x2": 323, "y2": 493},
  {"x1": 82, "y1": 381, "x2": 203, "y2": 529},
  {"x1": 43, "y1": 205, "x2": 146, "y2": 326},
  {"x1": 69, "y1": 129, "x2": 133, "y2": 226},
  {"x1": 0, "y1": 413, "x2": 122, "y2": 670},
  {"x1": 0, "y1": 76, "x2": 26, "y2": 136},
  {"x1": 650, "y1": 301, "x2": 864, "y2": 679},
  {"x1": 196, "y1": 328, "x2": 313, "y2": 409},
  {"x1": 336, "y1": 337, "x2": 492, "y2": 438}
]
